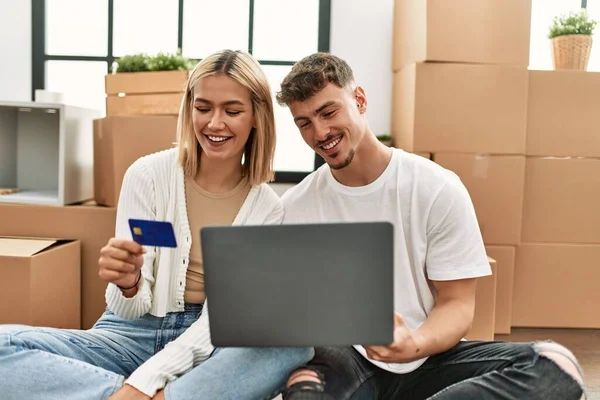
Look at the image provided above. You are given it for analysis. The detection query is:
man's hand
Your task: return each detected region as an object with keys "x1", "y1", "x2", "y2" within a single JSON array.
[
  {"x1": 109, "y1": 384, "x2": 151, "y2": 400},
  {"x1": 364, "y1": 313, "x2": 422, "y2": 364}
]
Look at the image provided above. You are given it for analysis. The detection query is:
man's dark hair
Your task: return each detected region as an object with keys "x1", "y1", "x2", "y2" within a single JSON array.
[{"x1": 275, "y1": 52, "x2": 355, "y2": 106}]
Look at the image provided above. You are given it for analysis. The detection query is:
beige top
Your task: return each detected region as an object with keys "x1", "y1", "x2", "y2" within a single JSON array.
[{"x1": 184, "y1": 175, "x2": 251, "y2": 304}]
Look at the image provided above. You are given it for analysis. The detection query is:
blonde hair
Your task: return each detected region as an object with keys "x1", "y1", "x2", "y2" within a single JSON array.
[{"x1": 177, "y1": 49, "x2": 276, "y2": 185}]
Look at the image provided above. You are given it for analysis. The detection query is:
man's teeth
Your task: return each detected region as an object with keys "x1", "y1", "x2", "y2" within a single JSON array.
[
  {"x1": 323, "y1": 137, "x2": 341, "y2": 150},
  {"x1": 208, "y1": 136, "x2": 230, "y2": 142}
]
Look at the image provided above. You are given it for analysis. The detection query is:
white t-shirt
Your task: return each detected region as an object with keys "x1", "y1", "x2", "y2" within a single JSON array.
[{"x1": 281, "y1": 148, "x2": 491, "y2": 374}]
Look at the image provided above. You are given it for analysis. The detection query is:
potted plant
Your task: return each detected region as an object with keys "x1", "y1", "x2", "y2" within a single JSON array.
[
  {"x1": 105, "y1": 49, "x2": 194, "y2": 116},
  {"x1": 376, "y1": 134, "x2": 393, "y2": 147},
  {"x1": 548, "y1": 9, "x2": 598, "y2": 71}
]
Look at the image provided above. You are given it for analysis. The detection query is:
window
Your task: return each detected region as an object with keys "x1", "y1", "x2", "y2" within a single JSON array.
[
  {"x1": 528, "y1": 0, "x2": 596, "y2": 70},
  {"x1": 32, "y1": 0, "x2": 331, "y2": 183}
]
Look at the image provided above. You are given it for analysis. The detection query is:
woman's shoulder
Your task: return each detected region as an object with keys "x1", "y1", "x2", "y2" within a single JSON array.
[
  {"x1": 252, "y1": 182, "x2": 283, "y2": 207},
  {"x1": 235, "y1": 182, "x2": 283, "y2": 224},
  {"x1": 126, "y1": 147, "x2": 179, "y2": 180}
]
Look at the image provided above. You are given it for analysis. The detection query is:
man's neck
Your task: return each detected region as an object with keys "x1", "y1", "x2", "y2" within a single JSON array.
[
  {"x1": 330, "y1": 132, "x2": 393, "y2": 187},
  {"x1": 195, "y1": 153, "x2": 244, "y2": 193}
]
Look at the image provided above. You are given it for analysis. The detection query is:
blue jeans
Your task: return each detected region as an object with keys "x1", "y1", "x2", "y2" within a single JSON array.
[{"x1": 0, "y1": 304, "x2": 314, "y2": 400}]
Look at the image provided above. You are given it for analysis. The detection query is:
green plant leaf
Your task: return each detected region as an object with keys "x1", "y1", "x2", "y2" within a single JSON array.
[
  {"x1": 111, "y1": 53, "x2": 151, "y2": 73},
  {"x1": 548, "y1": 9, "x2": 598, "y2": 39},
  {"x1": 112, "y1": 49, "x2": 193, "y2": 73}
]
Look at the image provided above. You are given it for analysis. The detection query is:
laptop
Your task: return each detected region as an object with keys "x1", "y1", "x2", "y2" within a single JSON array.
[{"x1": 200, "y1": 222, "x2": 394, "y2": 347}]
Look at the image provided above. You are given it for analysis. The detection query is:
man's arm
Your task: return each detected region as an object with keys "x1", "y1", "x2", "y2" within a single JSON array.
[
  {"x1": 365, "y1": 175, "x2": 489, "y2": 364},
  {"x1": 364, "y1": 278, "x2": 477, "y2": 363},
  {"x1": 411, "y1": 278, "x2": 477, "y2": 358}
]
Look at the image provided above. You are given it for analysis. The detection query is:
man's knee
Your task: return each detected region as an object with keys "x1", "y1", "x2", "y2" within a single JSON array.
[
  {"x1": 283, "y1": 367, "x2": 331, "y2": 400},
  {"x1": 534, "y1": 341, "x2": 585, "y2": 385}
]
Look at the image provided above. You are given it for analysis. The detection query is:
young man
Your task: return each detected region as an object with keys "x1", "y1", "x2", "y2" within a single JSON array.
[{"x1": 275, "y1": 52, "x2": 586, "y2": 400}]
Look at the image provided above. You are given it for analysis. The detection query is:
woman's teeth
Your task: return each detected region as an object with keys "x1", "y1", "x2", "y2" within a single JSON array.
[
  {"x1": 208, "y1": 135, "x2": 230, "y2": 142},
  {"x1": 323, "y1": 137, "x2": 341, "y2": 150}
]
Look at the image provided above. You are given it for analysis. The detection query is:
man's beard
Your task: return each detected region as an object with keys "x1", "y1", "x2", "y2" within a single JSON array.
[{"x1": 328, "y1": 149, "x2": 355, "y2": 170}]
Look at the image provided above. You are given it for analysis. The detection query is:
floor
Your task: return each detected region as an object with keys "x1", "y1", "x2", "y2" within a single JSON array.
[{"x1": 497, "y1": 328, "x2": 600, "y2": 398}]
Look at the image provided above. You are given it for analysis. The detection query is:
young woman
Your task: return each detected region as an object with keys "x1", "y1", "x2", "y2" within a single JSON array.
[{"x1": 0, "y1": 49, "x2": 313, "y2": 400}]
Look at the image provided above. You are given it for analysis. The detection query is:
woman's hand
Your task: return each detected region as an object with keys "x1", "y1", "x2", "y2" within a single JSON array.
[
  {"x1": 109, "y1": 384, "x2": 152, "y2": 400},
  {"x1": 98, "y1": 238, "x2": 145, "y2": 289}
]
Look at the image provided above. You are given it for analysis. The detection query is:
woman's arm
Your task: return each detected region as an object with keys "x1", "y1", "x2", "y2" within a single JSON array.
[
  {"x1": 104, "y1": 159, "x2": 157, "y2": 319},
  {"x1": 124, "y1": 185, "x2": 285, "y2": 395},
  {"x1": 123, "y1": 300, "x2": 214, "y2": 397}
]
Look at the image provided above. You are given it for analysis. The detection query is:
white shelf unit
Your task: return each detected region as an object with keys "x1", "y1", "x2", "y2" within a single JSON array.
[{"x1": 0, "y1": 101, "x2": 100, "y2": 206}]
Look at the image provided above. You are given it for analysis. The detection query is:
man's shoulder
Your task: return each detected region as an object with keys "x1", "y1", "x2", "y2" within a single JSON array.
[
  {"x1": 281, "y1": 165, "x2": 328, "y2": 207},
  {"x1": 396, "y1": 149, "x2": 462, "y2": 192}
]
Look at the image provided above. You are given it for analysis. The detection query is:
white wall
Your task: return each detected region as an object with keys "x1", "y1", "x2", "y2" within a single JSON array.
[
  {"x1": 330, "y1": 0, "x2": 394, "y2": 137},
  {"x1": 0, "y1": 0, "x2": 31, "y2": 102}
]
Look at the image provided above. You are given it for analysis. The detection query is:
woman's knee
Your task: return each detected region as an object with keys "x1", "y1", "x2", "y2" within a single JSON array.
[
  {"x1": 294, "y1": 347, "x2": 315, "y2": 364},
  {"x1": 277, "y1": 346, "x2": 314, "y2": 368}
]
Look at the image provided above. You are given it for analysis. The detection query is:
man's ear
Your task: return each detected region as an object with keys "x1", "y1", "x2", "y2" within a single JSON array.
[{"x1": 354, "y1": 86, "x2": 367, "y2": 114}]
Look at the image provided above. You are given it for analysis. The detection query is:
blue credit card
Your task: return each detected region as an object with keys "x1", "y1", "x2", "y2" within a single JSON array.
[{"x1": 128, "y1": 219, "x2": 177, "y2": 248}]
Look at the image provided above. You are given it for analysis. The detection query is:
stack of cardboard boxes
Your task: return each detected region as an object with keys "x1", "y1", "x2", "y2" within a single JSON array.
[
  {"x1": 392, "y1": 0, "x2": 600, "y2": 335},
  {"x1": 391, "y1": 0, "x2": 533, "y2": 339},
  {"x1": 0, "y1": 73, "x2": 183, "y2": 330},
  {"x1": 513, "y1": 70, "x2": 600, "y2": 329}
]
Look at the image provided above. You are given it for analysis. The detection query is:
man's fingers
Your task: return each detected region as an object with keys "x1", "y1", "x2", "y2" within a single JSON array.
[
  {"x1": 394, "y1": 312, "x2": 406, "y2": 327},
  {"x1": 364, "y1": 345, "x2": 387, "y2": 360}
]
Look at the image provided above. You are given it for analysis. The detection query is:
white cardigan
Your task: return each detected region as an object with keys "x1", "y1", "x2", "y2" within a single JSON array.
[{"x1": 104, "y1": 148, "x2": 284, "y2": 396}]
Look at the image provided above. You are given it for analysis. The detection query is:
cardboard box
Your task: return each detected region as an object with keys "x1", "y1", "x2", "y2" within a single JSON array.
[
  {"x1": 512, "y1": 243, "x2": 600, "y2": 328},
  {"x1": 434, "y1": 154, "x2": 525, "y2": 245},
  {"x1": 522, "y1": 157, "x2": 600, "y2": 244},
  {"x1": 0, "y1": 237, "x2": 80, "y2": 328},
  {"x1": 527, "y1": 70, "x2": 600, "y2": 158},
  {"x1": 106, "y1": 93, "x2": 183, "y2": 117},
  {"x1": 105, "y1": 70, "x2": 187, "y2": 117},
  {"x1": 94, "y1": 116, "x2": 177, "y2": 207},
  {"x1": 391, "y1": 63, "x2": 528, "y2": 154},
  {"x1": 466, "y1": 256, "x2": 497, "y2": 341},
  {"x1": 0, "y1": 202, "x2": 116, "y2": 329},
  {"x1": 485, "y1": 245, "x2": 516, "y2": 335},
  {"x1": 392, "y1": 0, "x2": 532, "y2": 71},
  {"x1": 0, "y1": 101, "x2": 99, "y2": 206}
]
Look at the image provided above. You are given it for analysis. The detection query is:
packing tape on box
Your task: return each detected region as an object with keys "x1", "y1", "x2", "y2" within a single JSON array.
[{"x1": 473, "y1": 155, "x2": 489, "y2": 178}]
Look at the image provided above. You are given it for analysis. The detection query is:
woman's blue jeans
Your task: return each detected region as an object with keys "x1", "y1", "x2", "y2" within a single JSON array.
[{"x1": 0, "y1": 304, "x2": 313, "y2": 400}]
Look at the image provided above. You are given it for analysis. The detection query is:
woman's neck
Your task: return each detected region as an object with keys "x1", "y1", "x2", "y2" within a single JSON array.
[{"x1": 194, "y1": 154, "x2": 244, "y2": 193}]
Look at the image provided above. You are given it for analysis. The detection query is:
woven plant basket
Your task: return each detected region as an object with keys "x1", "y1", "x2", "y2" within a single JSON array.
[{"x1": 551, "y1": 34, "x2": 593, "y2": 70}]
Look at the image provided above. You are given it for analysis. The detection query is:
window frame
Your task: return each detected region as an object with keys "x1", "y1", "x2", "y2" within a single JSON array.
[{"x1": 31, "y1": 0, "x2": 330, "y2": 183}]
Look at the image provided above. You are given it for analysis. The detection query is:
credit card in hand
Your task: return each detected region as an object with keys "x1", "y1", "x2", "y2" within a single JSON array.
[{"x1": 128, "y1": 219, "x2": 177, "y2": 248}]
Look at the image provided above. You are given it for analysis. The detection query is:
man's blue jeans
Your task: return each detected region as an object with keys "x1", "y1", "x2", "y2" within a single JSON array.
[{"x1": 0, "y1": 303, "x2": 313, "y2": 400}]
